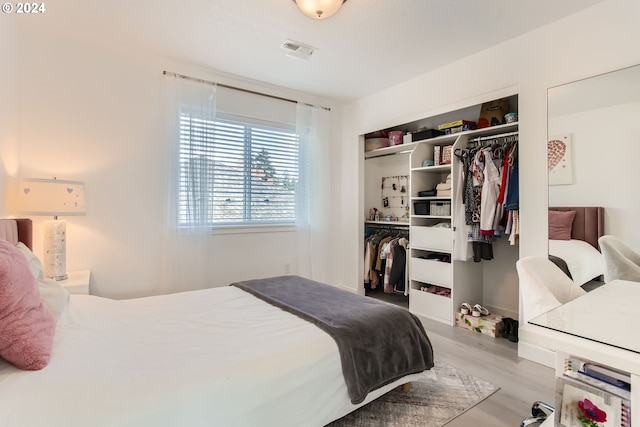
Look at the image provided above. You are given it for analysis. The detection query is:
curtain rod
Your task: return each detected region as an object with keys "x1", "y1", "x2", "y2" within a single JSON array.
[{"x1": 163, "y1": 70, "x2": 331, "y2": 111}]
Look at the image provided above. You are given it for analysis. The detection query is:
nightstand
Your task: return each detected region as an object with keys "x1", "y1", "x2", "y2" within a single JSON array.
[{"x1": 57, "y1": 269, "x2": 91, "y2": 295}]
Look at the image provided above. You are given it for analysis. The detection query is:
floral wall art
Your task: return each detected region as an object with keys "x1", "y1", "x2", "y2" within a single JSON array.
[{"x1": 548, "y1": 133, "x2": 574, "y2": 185}]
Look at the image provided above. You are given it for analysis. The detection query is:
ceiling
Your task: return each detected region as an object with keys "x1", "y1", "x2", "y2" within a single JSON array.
[{"x1": 46, "y1": 0, "x2": 603, "y2": 102}]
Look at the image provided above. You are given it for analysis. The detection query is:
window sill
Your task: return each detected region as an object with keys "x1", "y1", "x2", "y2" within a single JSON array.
[{"x1": 209, "y1": 224, "x2": 296, "y2": 235}]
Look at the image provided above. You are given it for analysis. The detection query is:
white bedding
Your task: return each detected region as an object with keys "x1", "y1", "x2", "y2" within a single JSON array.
[
  {"x1": 0, "y1": 286, "x2": 420, "y2": 427},
  {"x1": 549, "y1": 239, "x2": 604, "y2": 286}
]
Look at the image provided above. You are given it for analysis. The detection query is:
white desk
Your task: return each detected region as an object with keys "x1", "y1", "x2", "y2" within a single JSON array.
[
  {"x1": 521, "y1": 280, "x2": 640, "y2": 425},
  {"x1": 529, "y1": 279, "x2": 639, "y2": 354}
]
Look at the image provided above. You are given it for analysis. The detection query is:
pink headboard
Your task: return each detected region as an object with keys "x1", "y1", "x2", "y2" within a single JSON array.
[
  {"x1": 0, "y1": 218, "x2": 33, "y2": 250},
  {"x1": 549, "y1": 206, "x2": 604, "y2": 250}
]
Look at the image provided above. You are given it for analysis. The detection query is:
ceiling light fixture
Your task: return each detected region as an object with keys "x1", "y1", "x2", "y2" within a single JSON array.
[{"x1": 293, "y1": 0, "x2": 347, "y2": 19}]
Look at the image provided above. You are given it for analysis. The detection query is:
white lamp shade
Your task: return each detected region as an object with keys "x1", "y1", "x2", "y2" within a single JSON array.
[
  {"x1": 17, "y1": 178, "x2": 86, "y2": 216},
  {"x1": 294, "y1": 0, "x2": 346, "y2": 19}
]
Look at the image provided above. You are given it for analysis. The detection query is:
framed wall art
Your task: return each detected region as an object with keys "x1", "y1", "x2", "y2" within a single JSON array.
[{"x1": 548, "y1": 133, "x2": 574, "y2": 185}]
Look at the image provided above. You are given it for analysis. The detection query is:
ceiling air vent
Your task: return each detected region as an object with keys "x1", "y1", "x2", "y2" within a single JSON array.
[{"x1": 280, "y1": 39, "x2": 317, "y2": 60}]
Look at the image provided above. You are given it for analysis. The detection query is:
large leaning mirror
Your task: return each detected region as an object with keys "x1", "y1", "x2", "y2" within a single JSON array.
[
  {"x1": 528, "y1": 64, "x2": 640, "y2": 352},
  {"x1": 547, "y1": 63, "x2": 640, "y2": 287}
]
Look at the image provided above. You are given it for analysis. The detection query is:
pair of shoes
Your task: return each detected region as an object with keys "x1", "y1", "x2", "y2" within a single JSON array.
[
  {"x1": 472, "y1": 304, "x2": 489, "y2": 317},
  {"x1": 460, "y1": 303, "x2": 472, "y2": 315},
  {"x1": 500, "y1": 317, "x2": 519, "y2": 342}
]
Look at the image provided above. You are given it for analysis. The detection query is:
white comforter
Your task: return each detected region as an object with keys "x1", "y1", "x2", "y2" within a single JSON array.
[{"x1": 0, "y1": 286, "x2": 417, "y2": 427}]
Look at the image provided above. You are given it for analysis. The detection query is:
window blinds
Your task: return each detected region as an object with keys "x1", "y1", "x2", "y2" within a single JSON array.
[{"x1": 178, "y1": 114, "x2": 299, "y2": 227}]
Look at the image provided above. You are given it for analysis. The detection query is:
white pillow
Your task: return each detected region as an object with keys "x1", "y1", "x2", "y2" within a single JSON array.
[
  {"x1": 15, "y1": 242, "x2": 70, "y2": 320},
  {"x1": 548, "y1": 239, "x2": 604, "y2": 285}
]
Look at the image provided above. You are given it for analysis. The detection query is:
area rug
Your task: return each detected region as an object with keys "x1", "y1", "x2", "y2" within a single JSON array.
[{"x1": 326, "y1": 361, "x2": 499, "y2": 427}]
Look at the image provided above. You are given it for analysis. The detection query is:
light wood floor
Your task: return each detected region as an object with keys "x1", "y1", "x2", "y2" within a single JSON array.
[{"x1": 368, "y1": 292, "x2": 556, "y2": 426}]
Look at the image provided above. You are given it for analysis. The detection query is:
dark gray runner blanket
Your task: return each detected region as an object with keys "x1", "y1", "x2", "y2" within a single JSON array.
[{"x1": 232, "y1": 275, "x2": 434, "y2": 404}]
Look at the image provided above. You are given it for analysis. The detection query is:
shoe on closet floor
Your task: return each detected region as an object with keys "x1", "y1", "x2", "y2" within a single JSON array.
[
  {"x1": 508, "y1": 319, "x2": 519, "y2": 342},
  {"x1": 472, "y1": 304, "x2": 489, "y2": 317},
  {"x1": 500, "y1": 318, "x2": 519, "y2": 342},
  {"x1": 500, "y1": 318, "x2": 512, "y2": 339},
  {"x1": 460, "y1": 303, "x2": 472, "y2": 315}
]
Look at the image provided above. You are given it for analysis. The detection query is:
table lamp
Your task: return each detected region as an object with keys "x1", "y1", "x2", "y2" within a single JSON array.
[{"x1": 17, "y1": 178, "x2": 86, "y2": 280}]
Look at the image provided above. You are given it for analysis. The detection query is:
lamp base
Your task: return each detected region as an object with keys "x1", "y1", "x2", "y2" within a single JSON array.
[{"x1": 43, "y1": 219, "x2": 67, "y2": 280}]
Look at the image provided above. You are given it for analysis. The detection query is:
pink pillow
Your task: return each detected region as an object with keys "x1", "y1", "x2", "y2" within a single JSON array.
[
  {"x1": 548, "y1": 210, "x2": 576, "y2": 240},
  {"x1": 0, "y1": 239, "x2": 55, "y2": 370}
]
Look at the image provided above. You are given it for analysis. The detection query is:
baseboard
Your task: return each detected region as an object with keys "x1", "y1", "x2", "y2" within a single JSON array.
[
  {"x1": 484, "y1": 304, "x2": 518, "y2": 320},
  {"x1": 518, "y1": 339, "x2": 555, "y2": 368}
]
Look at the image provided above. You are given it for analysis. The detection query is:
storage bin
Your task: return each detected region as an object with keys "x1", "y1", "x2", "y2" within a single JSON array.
[
  {"x1": 411, "y1": 226, "x2": 452, "y2": 252},
  {"x1": 455, "y1": 313, "x2": 503, "y2": 337},
  {"x1": 388, "y1": 131, "x2": 404, "y2": 146},
  {"x1": 411, "y1": 128, "x2": 445, "y2": 142},
  {"x1": 364, "y1": 137, "x2": 389, "y2": 152},
  {"x1": 429, "y1": 201, "x2": 451, "y2": 216},
  {"x1": 413, "y1": 201, "x2": 429, "y2": 215},
  {"x1": 418, "y1": 189, "x2": 437, "y2": 197}
]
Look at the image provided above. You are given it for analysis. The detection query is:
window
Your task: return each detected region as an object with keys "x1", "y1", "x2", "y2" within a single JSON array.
[{"x1": 178, "y1": 113, "x2": 299, "y2": 228}]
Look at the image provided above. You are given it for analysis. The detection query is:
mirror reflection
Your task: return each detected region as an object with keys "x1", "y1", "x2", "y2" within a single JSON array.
[
  {"x1": 547, "y1": 63, "x2": 640, "y2": 289},
  {"x1": 522, "y1": 64, "x2": 640, "y2": 352}
]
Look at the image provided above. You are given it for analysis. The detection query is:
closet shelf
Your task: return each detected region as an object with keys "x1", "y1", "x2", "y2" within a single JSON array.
[
  {"x1": 411, "y1": 196, "x2": 452, "y2": 201},
  {"x1": 411, "y1": 164, "x2": 451, "y2": 173},
  {"x1": 365, "y1": 122, "x2": 519, "y2": 159},
  {"x1": 365, "y1": 143, "x2": 417, "y2": 159},
  {"x1": 364, "y1": 221, "x2": 409, "y2": 226}
]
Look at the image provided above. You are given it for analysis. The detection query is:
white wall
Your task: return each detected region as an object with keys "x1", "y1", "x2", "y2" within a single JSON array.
[
  {"x1": 11, "y1": 11, "x2": 337, "y2": 299},
  {"x1": 0, "y1": 17, "x2": 20, "y2": 217},
  {"x1": 334, "y1": 0, "x2": 640, "y2": 317},
  {"x1": 6, "y1": 0, "x2": 640, "y2": 305},
  {"x1": 549, "y1": 102, "x2": 640, "y2": 249}
]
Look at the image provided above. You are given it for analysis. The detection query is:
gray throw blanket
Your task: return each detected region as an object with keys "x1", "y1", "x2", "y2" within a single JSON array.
[{"x1": 232, "y1": 275, "x2": 434, "y2": 404}]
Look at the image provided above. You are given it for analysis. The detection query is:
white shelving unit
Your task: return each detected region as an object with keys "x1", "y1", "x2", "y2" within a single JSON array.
[{"x1": 363, "y1": 96, "x2": 519, "y2": 325}]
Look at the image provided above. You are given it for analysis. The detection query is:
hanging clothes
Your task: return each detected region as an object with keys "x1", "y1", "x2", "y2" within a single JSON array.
[
  {"x1": 455, "y1": 131, "x2": 519, "y2": 261},
  {"x1": 453, "y1": 161, "x2": 471, "y2": 261},
  {"x1": 363, "y1": 225, "x2": 409, "y2": 293},
  {"x1": 479, "y1": 148, "x2": 501, "y2": 236}
]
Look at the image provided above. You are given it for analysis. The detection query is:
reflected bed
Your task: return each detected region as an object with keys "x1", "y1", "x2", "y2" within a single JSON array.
[{"x1": 548, "y1": 206, "x2": 604, "y2": 286}]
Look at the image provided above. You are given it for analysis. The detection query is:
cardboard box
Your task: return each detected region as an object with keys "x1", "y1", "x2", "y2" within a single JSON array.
[
  {"x1": 455, "y1": 313, "x2": 503, "y2": 337},
  {"x1": 437, "y1": 119, "x2": 476, "y2": 131},
  {"x1": 444, "y1": 123, "x2": 477, "y2": 134},
  {"x1": 442, "y1": 145, "x2": 452, "y2": 164}
]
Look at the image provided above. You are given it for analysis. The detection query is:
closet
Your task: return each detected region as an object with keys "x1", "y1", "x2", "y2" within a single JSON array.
[
  {"x1": 364, "y1": 223, "x2": 410, "y2": 297},
  {"x1": 363, "y1": 93, "x2": 519, "y2": 325}
]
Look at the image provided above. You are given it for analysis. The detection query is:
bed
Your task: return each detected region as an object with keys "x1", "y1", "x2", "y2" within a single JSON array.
[
  {"x1": 0, "y1": 218, "x2": 434, "y2": 427},
  {"x1": 548, "y1": 206, "x2": 605, "y2": 286}
]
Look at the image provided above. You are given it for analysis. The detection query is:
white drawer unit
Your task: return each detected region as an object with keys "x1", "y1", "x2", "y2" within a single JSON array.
[
  {"x1": 410, "y1": 257, "x2": 451, "y2": 287},
  {"x1": 411, "y1": 226, "x2": 452, "y2": 252},
  {"x1": 409, "y1": 289, "x2": 452, "y2": 323}
]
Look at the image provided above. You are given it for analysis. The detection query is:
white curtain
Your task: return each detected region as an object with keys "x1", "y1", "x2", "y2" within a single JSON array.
[
  {"x1": 295, "y1": 103, "x2": 331, "y2": 282},
  {"x1": 159, "y1": 76, "x2": 217, "y2": 294}
]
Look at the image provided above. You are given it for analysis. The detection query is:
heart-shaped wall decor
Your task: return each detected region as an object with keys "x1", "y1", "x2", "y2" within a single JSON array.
[
  {"x1": 23, "y1": 188, "x2": 30, "y2": 194},
  {"x1": 66, "y1": 188, "x2": 74, "y2": 194},
  {"x1": 547, "y1": 139, "x2": 566, "y2": 171}
]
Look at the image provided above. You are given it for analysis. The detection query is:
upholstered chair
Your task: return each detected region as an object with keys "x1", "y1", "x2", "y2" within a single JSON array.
[
  {"x1": 598, "y1": 235, "x2": 640, "y2": 283},
  {"x1": 516, "y1": 256, "x2": 587, "y2": 323}
]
